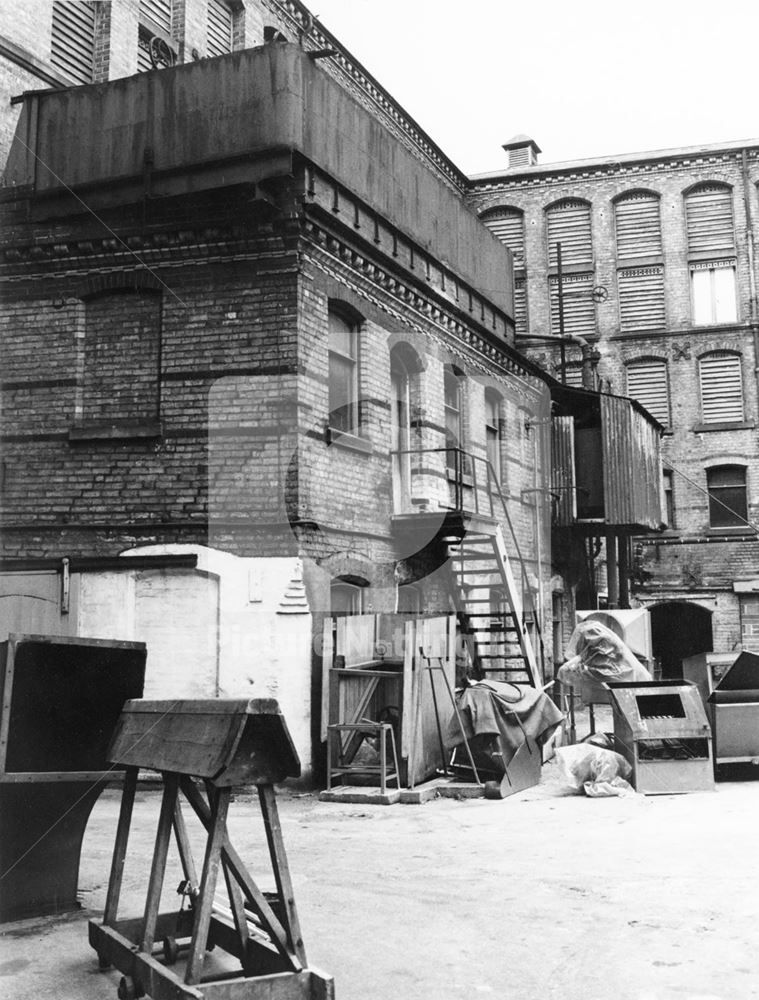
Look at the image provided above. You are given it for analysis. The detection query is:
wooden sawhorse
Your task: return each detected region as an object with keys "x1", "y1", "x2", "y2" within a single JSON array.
[{"x1": 89, "y1": 698, "x2": 333, "y2": 1000}]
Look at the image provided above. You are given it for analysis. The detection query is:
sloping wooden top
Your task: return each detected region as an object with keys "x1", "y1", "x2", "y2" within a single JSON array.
[{"x1": 107, "y1": 699, "x2": 300, "y2": 785}]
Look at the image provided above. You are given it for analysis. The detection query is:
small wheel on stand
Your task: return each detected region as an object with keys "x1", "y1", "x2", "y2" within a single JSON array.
[
  {"x1": 162, "y1": 935, "x2": 179, "y2": 965},
  {"x1": 117, "y1": 975, "x2": 145, "y2": 1000}
]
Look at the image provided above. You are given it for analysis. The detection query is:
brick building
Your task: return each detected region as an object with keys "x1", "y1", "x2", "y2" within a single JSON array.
[
  {"x1": 0, "y1": 2, "x2": 662, "y2": 778},
  {"x1": 468, "y1": 136, "x2": 759, "y2": 674}
]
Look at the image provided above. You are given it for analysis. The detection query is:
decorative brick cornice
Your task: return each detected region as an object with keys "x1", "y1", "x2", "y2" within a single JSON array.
[
  {"x1": 302, "y1": 220, "x2": 544, "y2": 394},
  {"x1": 469, "y1": 147, "x2": 759, "y2": 195}
]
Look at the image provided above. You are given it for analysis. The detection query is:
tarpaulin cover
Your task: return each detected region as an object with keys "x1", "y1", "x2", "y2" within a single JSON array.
[
  {"x1": 558, "y1": 620, "x2": 650, "y2": 700},
  {"x1": 447, "y1": 681, "x2": 564, "y2": 763}
]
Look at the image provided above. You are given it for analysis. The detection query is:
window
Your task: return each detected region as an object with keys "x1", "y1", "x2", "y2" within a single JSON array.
[
  {"x1": 51, "y1": 0, "x2": 95, "y2": 84},
  {"x1": 444, "y1": 366, "x2": 464, "y2": 475},
  {"x1": 138, "y1": 0, "x2": 175, "y2": 72},
  {"x1": 79, "y1": 289, "x2": 162, "y2": 429},
  {"x1": 691, "y1": 261, "x2": 737, "y2": 325},
  {"x1": 685, "y1": 184, "x2": 737, "y2": 326},
  {"x1": 615, "y1": 191, "x2": 663, "y2": 259},
  {"x1": 618, "y1": 266, "x2": 665, "y2": 331},
  {"x1": 625, "y1": 358, "x2": 670, "y2": 426},
  {"x1": 207, "y1": 0, "x2": 233, "y2": 56},
  {"x1": 328, "y1": 308, "x2": 360, "y2": 433},
  {"x1": 663, "y1": 469, "x2": 675, "y2": 528},
  {"x1": 547, "y1": 200, "x2": 593, "y2": 267},
  {"x1": 330, "y1": 578, "x2": 366, "y2": 616},
  {"x1": 707, "y1": 466, "x2": 747, "y2": 528},
  {"x1": 739, "y1": 597, "x2": 759, "y2": 653},
  {"x1": 699, "y1": 352, "x2": 744, "y2": 424},
  {"x1": 561, "y1": 362, "x2": 584, "y2": 388},
  {"x1": 481, "y1": 208, "x2": 528, "y2": 334},
  {"x1": 485, "y1": 389, "x2": 502, "y2": 481}
]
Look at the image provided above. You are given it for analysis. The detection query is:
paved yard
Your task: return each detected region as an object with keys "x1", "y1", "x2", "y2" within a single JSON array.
[{"x1": 1, "y1": 761, "x2": 758, "y2": 1000}]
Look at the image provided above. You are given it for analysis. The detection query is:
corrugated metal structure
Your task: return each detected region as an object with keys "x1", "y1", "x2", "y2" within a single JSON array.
[{"x1": 550, "y1": 384, "x2": 663, "y2": 532}]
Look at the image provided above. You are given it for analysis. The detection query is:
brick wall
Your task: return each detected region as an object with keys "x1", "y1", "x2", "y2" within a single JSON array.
[{"x1": 469, "y1": 145, "x2": 759, "y2": 653}]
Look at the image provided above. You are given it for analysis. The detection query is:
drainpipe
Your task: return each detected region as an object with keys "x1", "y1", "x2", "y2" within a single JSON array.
[{"x1": 740, "y1": 149, "x2": 759, "y2": 400}]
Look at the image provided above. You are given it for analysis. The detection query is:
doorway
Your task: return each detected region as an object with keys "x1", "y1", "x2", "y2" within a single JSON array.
[{"x1": 649, "y1": 601, "x2": 714, "y2": 677}]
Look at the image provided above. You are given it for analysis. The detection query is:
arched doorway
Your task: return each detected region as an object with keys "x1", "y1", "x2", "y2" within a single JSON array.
[{"x1": 650, "y1": 601, "x2": 714, "y2": 677}]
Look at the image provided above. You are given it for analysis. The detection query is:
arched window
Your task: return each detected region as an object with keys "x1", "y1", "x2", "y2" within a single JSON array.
[
  {"x1": 625, "y1": 358, "x2": 670, "y2": 426},
  {"x1": 328, "y1": 306, "x2": 361, "y2": 433},
  {"x1": 484, "y1": 388, "x2": 503, "y2": 482},
  {"x1": 481, "y1": 207, "x2": 527, "y2": 333},
  {"x1": 330, "y1": 577, "x2": 367, "y2": 616},
  {"x1": 444, "y1": 365, "x2": 465, "y2": 475},
  {"x1": 699, "y1": 352, "x2": 744, "y2": 424},
  {"x1": 707, "y1": 466, "x2": 747, "y2": 528},
  {"x1": 685, "y1": 184, "x2": 737, "y2": 325},
  {"x1": 546, "y1": 199, "x2": 595, "y2": 338},
  {"x1": 614, "y1": 191, "x2": 665, "y2": 332}
]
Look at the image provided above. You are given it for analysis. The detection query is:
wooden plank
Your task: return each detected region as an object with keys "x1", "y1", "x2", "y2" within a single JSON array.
[
  {"x1": 103, "y1": 766, "x2": 138, "y2": 926},
  {"x1": 185, "y1": 786, "x2": 231, "y2": 985},
  {"x1": 179, "y1": 777, "x2": 299, "y2": 972},
  {"x1": 141, "y1": 773, "x2": 179, "y2": 953},
  {"x1": 258, "y1": 785, "x2": 307, "y2": 967},
  {"x1": 173, "y1": 797, "x2": 199, "y2": 887},
  {"x1": 200, "y1": 970, "x2": 328, "y2": 1000},
  {"x1": 320, "y1": 618, "x2": 334, "y2": 743},
  {"x1": 88, "y1": 922, "x2": 203, "y2": 1000}
]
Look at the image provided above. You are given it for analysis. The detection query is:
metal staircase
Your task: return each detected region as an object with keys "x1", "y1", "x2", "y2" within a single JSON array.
[{"x1": 448, "y1": 525, "x2": 541, "y2": 687}]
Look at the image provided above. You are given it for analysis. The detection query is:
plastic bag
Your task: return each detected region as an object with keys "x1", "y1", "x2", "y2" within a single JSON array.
[
  {"x1": 558, "y1": 620, "x2": 650, "y2": 687},
  {"x1": 555, "y1": 743, "x2": 635, "y2": 797}
]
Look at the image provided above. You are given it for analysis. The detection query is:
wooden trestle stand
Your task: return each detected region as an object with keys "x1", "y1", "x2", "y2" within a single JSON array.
[{"x1": 89, "y1": 699, "x2": 334, "y2": 1000}]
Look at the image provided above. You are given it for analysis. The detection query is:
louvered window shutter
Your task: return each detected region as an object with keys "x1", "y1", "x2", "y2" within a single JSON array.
[
  {"x1": 562, "y1": 365, "x2": 584, "y2": 388},
  {"x1": 483, "y1": 210, "x2": 525, "y2": 265},
  {"x1": 699, "y1": 353, "x2": 744, "y2": 423},
  {"x1": 208, "y1": 0, "x2": 233, "y2": 56},
  {"x1": 618, "y1": 266, "x2": 665, "y2": 331},
  {"x1": 549, "y1": 274, "x2": 595, "y2": 337},
  {"x1": 625, "y1": 359, "x2": 670, "y2": 425},
  {"x1": 140, "y1": 0, "x2": 172, "y2": 32},
  {"x1": 51, "y1": 0, "x2": 95, "y2": 84},
  {"x1": 615, "y1": 193, "x2": 662, "y2": 258},
  {"x1": 547, "y1": 201, "x2": 593, "y2": 267},
  {"x1": 686, "y1": 185, "x2": 735, "y2": 255}
]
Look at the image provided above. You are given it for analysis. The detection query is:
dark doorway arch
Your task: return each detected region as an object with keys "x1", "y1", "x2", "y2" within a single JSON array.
[{"x1": 650, "y1": 601, "x2": 714, "y2": 677}]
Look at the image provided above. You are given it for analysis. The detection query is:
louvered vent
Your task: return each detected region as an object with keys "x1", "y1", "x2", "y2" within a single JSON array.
[
  {"x1": 547, "y1": 200, "x2": 593, "y2": 267},
  {"x1": 618, "y1": 266, "x2": 666, "y2": 331},
  {"x1": 51, "y1": 0, "x2": 95, "y2": 84},
  {"x1": 208, "y1": 0, "x2": 233, "y2": 56},
  {"x1": 615, "y1": 193, "x2": 662, "y2": 258},
  {"x1": 625, "y1": 359, "x2": 670, "y2": 425},
  {"x1": 686, "y1": 184, "x2": 735, "y2": 255},
  {"x1": 140, "y1": 0, "x2": 172, "y2": 32},
  {"x1": 482, "y1": 209, "x2": 525, "y2": 265},
  {"x1": 549, "y1": 274, "x2": 596, "y2": 337},
  {"x1": 699, "y1": 352, "x2": 744, "y2": 423}
]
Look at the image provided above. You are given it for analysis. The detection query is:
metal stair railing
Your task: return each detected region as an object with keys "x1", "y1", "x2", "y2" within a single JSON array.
[{"x1": 392, "y1": 446, "x2": 546, "y2": 680}]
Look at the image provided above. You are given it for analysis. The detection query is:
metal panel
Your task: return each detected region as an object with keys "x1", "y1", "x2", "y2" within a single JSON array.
[
  {"x1": 547, "y1": 200, "x2": 593, "y2": 267},
  {"x1": 601, "y1": 394, "x2": 662, "y2": 529},
  {"x1": 685, "y1": 184, "x2": 735, "y2": 254},
  {"x1": 551, "y1": 416, "x2": 577, "y2": 525},
  {"x1": 618, "y1": 265, "x2": 665, "y2": 331},
  {"x1": 50, "y1": 0, "x2": 95, "y2": 84},
  {"x1": 615, "y1": 193, "x2": 662, "y2": 258}
]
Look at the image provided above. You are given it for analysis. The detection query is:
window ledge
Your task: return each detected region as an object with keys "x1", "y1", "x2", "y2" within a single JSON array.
[
  {"x1": 327, "y1": 427, "x2": 373, "y2": 454},
  {"x1": 69, "y1": 420, "x2": 162, "y2": 442},
  {"x1": 693, "y1": 421, "x2": 754, "y2": 433},
  {"x1": 705, "y1": 525, "x2": 751, "y2": 535}
]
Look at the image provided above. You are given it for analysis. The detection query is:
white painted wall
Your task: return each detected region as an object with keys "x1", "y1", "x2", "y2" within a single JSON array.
[{"x1": 77, "y1": 545, "x2": 315, "y2": 777}]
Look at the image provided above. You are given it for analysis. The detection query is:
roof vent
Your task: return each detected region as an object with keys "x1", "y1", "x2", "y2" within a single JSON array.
[{"x1": 502, "y1": 135, "x2": 541, "y2": 168}]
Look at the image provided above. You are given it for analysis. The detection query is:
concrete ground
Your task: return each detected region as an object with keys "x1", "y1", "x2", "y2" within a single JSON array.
[{"x1": 1, "y1": 759, "x2": 758, "y2": 1000}]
